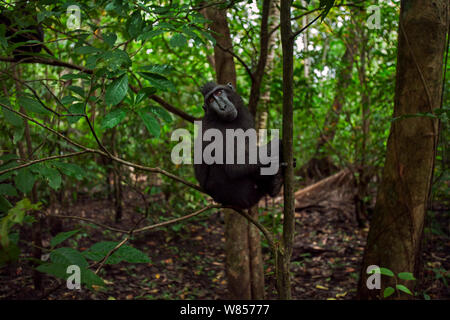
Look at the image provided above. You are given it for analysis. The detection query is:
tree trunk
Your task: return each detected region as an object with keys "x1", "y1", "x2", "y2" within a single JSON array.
[
  {"x1": 247, "y1": 0, "x2": 280, "y2": 300},
  {"x1": 202, "y1": 4, "x2": 251, "y2": 299},
  {"x1": 301, "y1": 0, "x2": 310, "y2": 79},
  {"x1": 256, "y1": 0, "x2": 279, "y2": 134},
  {"x1": 358, "y1": 0, "x2": 448, "y2": 299},
  {"x1": 202, "y1": 5, "x2": 237, "y2": 87},
  {"x1": 278, "y1": 0, "x2": 295, "y2": 299}
]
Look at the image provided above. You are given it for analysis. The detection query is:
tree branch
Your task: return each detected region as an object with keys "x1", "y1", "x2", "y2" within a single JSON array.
[
  {"x1": 0, "y1": 56, "x2": 93, "y2": 74},
  {"x1": 1, "y1": 56, "x2": 199, "y2": 123},
  {"x1": 215, "y1": 42, "x2": 254, "y2": 82},
  {"x1": 292, "y1": 13, "x2": 323, "y2": 39},
  {"x1": 0, "y1": 151, "x2": 91, "y2": 176},
  {"x1": 0, "y1": 102, "x2": 204, "y2": 193},
  {"x1": 150, "y1": 94, "x2": 200, "y2": 123},
  {"x1": 248, "y1": 0, "x2": 272, "y2": 116},
  {"x1": 133, "y1": 204, "x2": 221, "y2": 233}
]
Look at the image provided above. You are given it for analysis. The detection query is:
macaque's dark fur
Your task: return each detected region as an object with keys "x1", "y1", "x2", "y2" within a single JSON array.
[{"x1": 194, "y1": 82, "x2": 283, "y2": 209}]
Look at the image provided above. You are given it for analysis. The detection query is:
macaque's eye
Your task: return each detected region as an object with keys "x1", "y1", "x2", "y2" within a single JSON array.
[{"x1": 214, "y1": 90, "x2": 222, "y2": 96}]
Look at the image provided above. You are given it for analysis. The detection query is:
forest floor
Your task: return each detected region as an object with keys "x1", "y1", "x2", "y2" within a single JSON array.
[{"x1": 1, "y1": 188, "x2": 448, "y2": 300}]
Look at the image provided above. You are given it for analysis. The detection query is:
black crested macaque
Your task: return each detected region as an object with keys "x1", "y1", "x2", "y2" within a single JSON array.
[
  {"x1": 194, "y1": 81, "x2": 283, "y2": 209},
  {"x1": 0, "y1": 3, "x2": 44, "y2": 61}
]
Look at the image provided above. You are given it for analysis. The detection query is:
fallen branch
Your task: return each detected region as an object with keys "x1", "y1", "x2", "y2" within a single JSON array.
[{"x1": 294, "y1": 168, "x2": 351, "y2": 199}]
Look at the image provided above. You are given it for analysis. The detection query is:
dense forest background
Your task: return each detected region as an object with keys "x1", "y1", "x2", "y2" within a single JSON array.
[{"x1": 0, "y1": 0, "x2": 448, "y2": 300}]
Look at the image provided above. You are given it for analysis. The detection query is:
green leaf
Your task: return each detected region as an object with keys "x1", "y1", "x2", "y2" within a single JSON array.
[
  {"x1": 2, "y1": 107, "x2": 23, "y2": 126},
  {"x1": 75, "y1": 46, "x2": 103, "y2": 55},
  {"x1": 138, "y1": 110, "x2": 160, "y2": 137},
  {"x1": 151, "y1": 6, "x2": 171, "y2": 15},
  {"x1": 0, "y1": 98, "x2": 23, "y2": 127},
  {"x1": 82, "y1": 241, "x2": 117, "y2": 263},
  {"x1": 379, "y1": 267, "x2": 395, "y2": 277},
  {"x1": 135, "y1": 87, "x2": 157, "y2": 105},
  {"x1": 9, "y1": 199, "x2": 40, "y2": 222},
  {"x1": 36, "y1": 263, "x2": 104, "y2": 287},
  {"x1": 61, "y1": 95, "x2": 79, "y2": 105},
  {"x1": 319, "y1": 0, "x2": 336, "y2": 21},
  {"x1": 40, "y1": 166, "x2": 62, "y2": 190},
  {"x1": 397, "y1": 272, "x2": 416, "y2": 281},
  {"x1": 14, "y1": 169, "x2": 36, "y2": 194},
  {"x1": 0, "y1": 195, "x2": 12, "y2": 213},
  {"x1": 61, "y1": 73, "x2": 90, "y2": 81},
  {"x1": 37, "y1": 10, "x2": 53, "y2": 23},
  {"x1": 67, "y1": 85, "x2": 85, "y2": 98},
  {"x1": 138, "y1": 72, "x2": 176, "y2": 92},
  {"x1": 182, "y1": 26, "x2": 200, "y2": 41},
  {"x1": 169, "y1": 33, "x2": 187, "y2": 48},
  {"x1": 127, "y1": 11, "x2": 143, "y2": 39},
  {"x1": 98, "y1": 49, "x2": 132, "y2": 71},
  {"x1": 198, "y1": 29, "x2": 216, "y2": 46},
  {"x1": 100, "y1": 108, "x2": 127, "y2": 129},
  {"x1": 396, "y1": 284, "x2": 413, "y2": 295},
  {"x1": 50, "y1": 247, "x2": 88, "y2": 268},
  {"x1": 67, "y1": 103, "x2": 85, "y2": 124},
  {"x1": 13, "y1": 126, "x2": 24, "y2": 144},
  {"x1": 191, "y1": 13, "x2": 209, "y2": 24},
  {"x1": 116, "y1": 245, "x2": 151, "y2": 263},
  {"x1": 83, "y1": 241, "x2": 150, "y2": 265},
  {"x1": 36, "y1": 262, "x2": 69, "y2": 280},
  {"x1": 1, "y1": 199, "x2": 40, "y2": 245},
  {"x1": 0, "y1": 184, "x2": 18, "y2": 197},
  {"x1": 155, "y1": 22, "x2": 176, "y2": 31},
  {"x1": 383, "y1": 286, "x2": 395, "y2": 298},
  {"x1": 144, "y1": 106, "x2": 172, "y2": 123},
  {"x1": 139, "y1": 64, "x2": 175, "y2": 76},
  {"x1": 137, "y1": 29, "x2": 164, "y2": 41},
  {"x1": 52, "y1": 162, "x2": 84, "y2": 180},
  {"x1": 105, "y1": 74, "x2": 128, "y2": 106},
  {"x1": 17, "y1": 96, "x2": 49, "y2": 115},
  {"x1": 103, "y1": 33, "x2": 117, "y2": 47},
  {"x1": 50, "y1": 229, "x2": 80, "y2": 247},
  {"x1": 81, "y1": 267, "x2": 105, "y2": 286}
]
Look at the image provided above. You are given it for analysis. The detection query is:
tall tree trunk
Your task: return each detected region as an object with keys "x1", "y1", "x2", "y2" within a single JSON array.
[
  {"x1": 301, "y1": 0, "x2": 310, "y2": 79},
  {"x1": 278, "y1": 0, "x2": 295, "y2": 299},
  {"x1": 202, "y1": 4, "x2": 251, "y2": 299},
  {"x1": 247, "y1": 0, "x2": 280, "y2": 300},
  {"x1": 358, "y1": 0, "x2": 448, "y2": 299},
  {"x1": 202, "y1": 5, "x2": 237, "y2": 87},
  {"x1": 256, "y1": 0, "x2": 280, "y2": 134}
]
